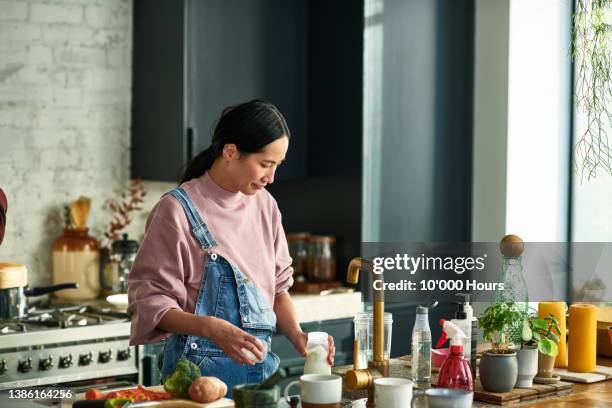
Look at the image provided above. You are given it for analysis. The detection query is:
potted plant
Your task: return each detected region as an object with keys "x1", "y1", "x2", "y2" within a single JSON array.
[
  {"x1": 477, "y1": 301, "x2": 521, "y2": 392},
  {"x1": 515, "y1": 312, "x2": 560, "y2": 387},
  {"x1": 525, "y1": 313, "x2": 561, "y2": 379}
]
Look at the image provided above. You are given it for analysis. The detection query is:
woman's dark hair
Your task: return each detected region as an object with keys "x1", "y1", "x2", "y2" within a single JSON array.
[{"x1": 180, "y1": 100, "x2": 290, "y2": 184}]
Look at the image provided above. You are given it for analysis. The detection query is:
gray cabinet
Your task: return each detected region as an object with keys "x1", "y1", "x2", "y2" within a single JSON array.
[{"x1": 132, "y1": 0, "x2": 308, "y2": 182}]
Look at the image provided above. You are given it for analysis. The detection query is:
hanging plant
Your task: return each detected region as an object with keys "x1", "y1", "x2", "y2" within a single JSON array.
[{"x1": 572, "y1": 0, "x2": 612, "y2": 181}]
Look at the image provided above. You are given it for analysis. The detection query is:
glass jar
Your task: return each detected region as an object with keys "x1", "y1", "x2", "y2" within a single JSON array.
[
  {"x1": 307, "y1": 236, "x2": 336, "y2": 282},
  {"x1": 354, "y1": 312, "x2": 393, "y2": 369},
  {"x1": 100, "y1": 234, "x2": 139, "y2": 296},
  {"x1": 52, "y1": 227, "x2": 100, "y2": 300},
  {"x1": 286, "y1": 232, "x2": 310, "y2": 282}
]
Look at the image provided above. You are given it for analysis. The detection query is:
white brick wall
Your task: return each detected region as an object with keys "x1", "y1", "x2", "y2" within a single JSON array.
[{"x1": 0, "y1": 0, "x2": 174, "y2": 287}]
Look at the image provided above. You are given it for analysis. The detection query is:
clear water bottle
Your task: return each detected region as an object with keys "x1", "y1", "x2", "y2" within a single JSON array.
[{"x1": 411, "y1": 306, "x2": 432, "y2": 389}]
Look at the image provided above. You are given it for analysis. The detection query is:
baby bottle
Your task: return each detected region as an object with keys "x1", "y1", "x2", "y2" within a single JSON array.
[{"x1": 303, "y1": 331, "x2": 331, "y2": 375}]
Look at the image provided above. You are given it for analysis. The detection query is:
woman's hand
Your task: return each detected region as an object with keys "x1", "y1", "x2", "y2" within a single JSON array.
[
  {"x1": 326, "y1": 334, "x2": 336, "y2": 365},
  {"x1": 206, "y1": 317, "x2": 264, "y2": 365},
  {"x1": 291, "y1": 331, "x2": 336, "y2": 366}
]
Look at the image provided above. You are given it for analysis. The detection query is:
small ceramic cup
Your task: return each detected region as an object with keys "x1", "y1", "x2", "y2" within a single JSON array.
[
  {"x1": 374, "y1": 377, "x2": 413, "y2": 408},
  {"x1": 284, "y1": 374, "x2": 342, "y2": 408}
]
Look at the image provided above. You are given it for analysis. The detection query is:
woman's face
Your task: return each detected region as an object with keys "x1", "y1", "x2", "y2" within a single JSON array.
[{"x1": 226, "y1": 136, "x2": 289, "y2": 195}]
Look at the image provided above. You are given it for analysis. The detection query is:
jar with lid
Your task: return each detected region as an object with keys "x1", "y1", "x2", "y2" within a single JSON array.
[
  {"x1": 307, "y1": 236, "x2": 336, "y2": 282},
  {"x1": 53, "y1": 227, "x2": 100, "y2": 300},
  {"x1": 100, "y1": 233, "x2": 139, "y2": 296},
  {"x1": 286, "y1": 232, "x2": 310, "y2": 282}
]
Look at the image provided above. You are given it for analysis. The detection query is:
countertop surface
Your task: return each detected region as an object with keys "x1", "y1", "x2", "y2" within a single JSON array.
[
  {"x1": 82, "y1": 291, "x2": 363, "y2": 324},
  {"x1": 3, "y1": 358, "x2": 609, "y2": 407},
  {"x1": 333, "y1": 356, "x2": 612, "y2": 407}
]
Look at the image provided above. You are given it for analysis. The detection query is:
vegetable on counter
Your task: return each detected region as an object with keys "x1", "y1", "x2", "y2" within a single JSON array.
[
  {"x1": 104, "y1": 398, "x2": 132, "y2": 408},
  {"x1": 188, "y1": 376, "x2": 227, "y2": 403},
  {"x1": 85, "y1": 385, "x2": 172, "y2": 403},
  {"x1": 163, "y1": 358, "x2": 203, "y2": 398}
]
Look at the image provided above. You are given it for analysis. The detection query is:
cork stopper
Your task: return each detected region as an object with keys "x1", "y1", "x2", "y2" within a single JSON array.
[{"x1": 499, "y1": 234, "x2": 524, "y2": 257}]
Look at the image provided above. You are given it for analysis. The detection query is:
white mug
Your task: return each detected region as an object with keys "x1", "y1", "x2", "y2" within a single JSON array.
[
  {"x1": 374, "y1": 377, "x2": 413, "y2": 408},
  {"x1": 284, "y1": 374, "x2": 342, "y2": 407}
]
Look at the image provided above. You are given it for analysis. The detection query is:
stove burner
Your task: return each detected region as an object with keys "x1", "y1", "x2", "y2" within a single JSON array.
[
  {"x1": 0, "y1": 322, "x2": 27, "y2": 334},
  {"x1": 0, "y1": 304, "x2": 129, "y2": 335}
]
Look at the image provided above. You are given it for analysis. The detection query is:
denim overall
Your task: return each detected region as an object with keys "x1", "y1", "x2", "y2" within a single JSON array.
[{"x1": 158, "y1": 187, "x2": 280, "y2": 397}]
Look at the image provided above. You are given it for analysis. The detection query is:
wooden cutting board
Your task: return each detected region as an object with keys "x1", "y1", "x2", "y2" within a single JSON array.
[
  {"x1": 66, "y1": 385, "x2": 234, "y2": 408},
  {"x1": 473, "y1": 378, "x2": 573, "y2": 405}
]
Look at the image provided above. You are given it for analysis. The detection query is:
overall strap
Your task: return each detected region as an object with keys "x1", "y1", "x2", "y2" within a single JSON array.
[{"x1": 167, "y1": 187, "x2": 217, "y2": 249}]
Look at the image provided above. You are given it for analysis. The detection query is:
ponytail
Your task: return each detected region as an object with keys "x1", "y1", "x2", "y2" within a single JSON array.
[
  {"x1": 179, "y1": 99, "x2": 290, "y2": 184},
  {"x1": 179, "y1": 146, "x2": 217, "y2": 184}
]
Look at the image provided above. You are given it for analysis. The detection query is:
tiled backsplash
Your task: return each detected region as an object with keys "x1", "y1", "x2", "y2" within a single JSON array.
[{"x1": 0, "y1": 0, "x2": 174, "y2": 286}]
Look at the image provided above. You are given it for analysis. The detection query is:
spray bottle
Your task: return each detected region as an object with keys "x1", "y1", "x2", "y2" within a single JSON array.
[
  {"x1": 455, "y1": 293, "x2": 477, "y2": 379},
  {"x1": 436, "y1": 319, "x2": 474, "y2": 391}
]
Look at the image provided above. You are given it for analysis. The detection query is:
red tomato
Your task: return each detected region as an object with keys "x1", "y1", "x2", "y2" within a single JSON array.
[{"x1": 85, "y1": 389, "x2": 104, "y2": 400}]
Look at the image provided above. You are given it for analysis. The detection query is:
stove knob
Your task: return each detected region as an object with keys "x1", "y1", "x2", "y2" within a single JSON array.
[
  {"x1": 98, "y1": 350, "x2": 113, "y2": 364},
  {"x1": 39, "y1": 356, "x2": 53, "y2": 371},
  {"x1": 18, "y1": 358, "x2": 32, "y2": 373},
  {"x1": 0, "y1": 360, "x2": 7, "y2": 375},
  {"x1": 59, "y1": 354, "x2": 73, "y2": 368},
  {"x1": 117, "y1": 348, "x2": 131, "y2": 361},
  {"x1": 79, "y1": 352, "x2": 93, "y2": 366}
]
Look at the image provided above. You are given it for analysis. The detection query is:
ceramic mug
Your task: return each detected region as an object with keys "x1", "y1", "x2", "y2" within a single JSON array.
[
  {"x1": 374, "y1": 377, "x2": 413, "y2": 408},
  {"x1": 411, "y1": 388, "x2": 473, "y2": 408},
  {"x1": 284, "y1": 374, "x2": 342, "y2": 408}
]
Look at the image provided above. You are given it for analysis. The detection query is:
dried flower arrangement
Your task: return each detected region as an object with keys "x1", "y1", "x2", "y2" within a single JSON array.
[{"x1": 102, "y1": 179, "x2": 147, "y2": 247}]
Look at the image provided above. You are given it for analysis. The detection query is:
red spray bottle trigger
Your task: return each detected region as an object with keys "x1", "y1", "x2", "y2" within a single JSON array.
[{"x1": 435, "y1": 319, "x2": 449, "y2": 348}]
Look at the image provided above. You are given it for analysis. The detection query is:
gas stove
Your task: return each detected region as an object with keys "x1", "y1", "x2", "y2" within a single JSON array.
[{"x1": 0, "y1": 303, "x2": 136, "y2": 390}]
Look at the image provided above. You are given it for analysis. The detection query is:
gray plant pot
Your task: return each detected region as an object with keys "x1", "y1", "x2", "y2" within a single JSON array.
[
  {"x1": 516, "y1": 346, "x2": 538, "y2": 388},
  {"x1": 479, "y1": 350, "x2": 518, "y2": 393}
]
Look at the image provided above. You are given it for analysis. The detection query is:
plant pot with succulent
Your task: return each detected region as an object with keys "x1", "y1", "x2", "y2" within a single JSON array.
[{"x1": 478, "y1": 301, "x2": 521, "y2": 393}]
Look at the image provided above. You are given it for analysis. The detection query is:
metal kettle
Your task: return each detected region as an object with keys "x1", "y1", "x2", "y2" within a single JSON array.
[{"x1": 100, "y1": 234, "x2": 139, "y2": 295}]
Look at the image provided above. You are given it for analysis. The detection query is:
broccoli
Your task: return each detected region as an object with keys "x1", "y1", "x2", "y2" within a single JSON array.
[{"x1": 163, "y1": 358, "x2": 202, "y2": 398}]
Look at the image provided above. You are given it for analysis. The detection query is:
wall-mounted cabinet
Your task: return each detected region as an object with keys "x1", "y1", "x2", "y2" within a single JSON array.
[{"x1": 132, "y1": 0, "x2": 308, "y2": 182}]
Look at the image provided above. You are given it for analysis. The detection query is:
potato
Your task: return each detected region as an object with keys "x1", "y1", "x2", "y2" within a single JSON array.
[{"x1": 188, "y1": 376, "x2": 227, "y2": 403}]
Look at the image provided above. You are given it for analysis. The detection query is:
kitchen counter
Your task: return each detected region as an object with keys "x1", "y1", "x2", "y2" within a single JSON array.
[
  {"x1": 333, "y1": 356, "x2": 612, "y2": 407},
  {"x1": 289, "y1": 291, "x2": 362, "y2": 323},
  {"x1": 82, "y1": 291, "x2": 363, "y2": 324}
]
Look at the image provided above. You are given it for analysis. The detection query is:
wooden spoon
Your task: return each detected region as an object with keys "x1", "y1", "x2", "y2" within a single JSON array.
[{"x1": 70, "y1": 196, "x2": 91, "y2": 229}]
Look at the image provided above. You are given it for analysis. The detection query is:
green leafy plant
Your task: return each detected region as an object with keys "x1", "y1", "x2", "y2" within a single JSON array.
[
  {"x1": 520, "y1": 313, "x2": 561, "y2": 357},
  {"x1": 572, "y1": 0, "x2": 612, "y2": 180},
  {"x1": 478, "y1": 302, "x2": 522, "y2": 354}
]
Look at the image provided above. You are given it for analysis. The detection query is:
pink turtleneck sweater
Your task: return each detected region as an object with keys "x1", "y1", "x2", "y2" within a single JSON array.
[{"x1": 127, "y1": 172, "x2": 294, "y2": 345}]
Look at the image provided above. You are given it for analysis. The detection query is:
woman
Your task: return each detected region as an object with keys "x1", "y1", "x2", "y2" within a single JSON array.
[{"x1": 128, "y1": 100, "x2": 335, "y2": 395}]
